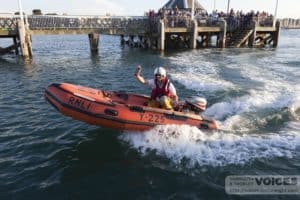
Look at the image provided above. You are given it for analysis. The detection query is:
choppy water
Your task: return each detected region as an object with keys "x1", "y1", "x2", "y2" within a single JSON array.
[{"x1": 0, "y1": 30, "x2": 300, "y2": 199}]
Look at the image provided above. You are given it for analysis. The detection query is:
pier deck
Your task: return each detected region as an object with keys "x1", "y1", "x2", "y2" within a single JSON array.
[{"x1": 0, "y1": 15, "x2": 280, "y2": 58}]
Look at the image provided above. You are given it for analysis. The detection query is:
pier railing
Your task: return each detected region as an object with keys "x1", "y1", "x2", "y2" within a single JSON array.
[
  {"x1": 163, "y1": 16, "x2": 192, "y2": 28},
  {"x1": 26, "y1": 15, "x2": 149, "y2": 35},
  {"x1": 1, "y1": 15, "x2": 150, "y2": 35},
  {"x1": 161, "y1": 16, "x2": 275, "y2": 31},
  {"x1": 0, "y1": 16, "x2": 18, "y2": 30},
  {"x1": 27, "y1": 15, "x2": 148, "y2": 29},
  {"x1": 0, "y1": 14, "x2": 277, "y2": 35},
  {"x1": 256, "y1": 16, "x2": 274, "y2": 27}
]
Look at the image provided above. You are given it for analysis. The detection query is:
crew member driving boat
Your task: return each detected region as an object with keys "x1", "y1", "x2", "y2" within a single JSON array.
[{"x1": 135, "y1": 65, "x2": 178, "y2": 110}]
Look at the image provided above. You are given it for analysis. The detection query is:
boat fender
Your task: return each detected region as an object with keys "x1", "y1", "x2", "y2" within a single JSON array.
[{"x1": 104, "y1": 109, "x2": 118, "y2": 116}]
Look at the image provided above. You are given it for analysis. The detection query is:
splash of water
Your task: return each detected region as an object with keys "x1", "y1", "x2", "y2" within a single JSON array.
[
  {"x1": 120, "y1": 125, "x2": 300, "y2": 167},
  {"x1": 171, "y1": 72, "x2": 234, "y2": 92}
]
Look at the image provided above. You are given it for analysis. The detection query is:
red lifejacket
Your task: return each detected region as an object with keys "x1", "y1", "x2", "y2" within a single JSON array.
[{"x1": 151, "y1": 78, "x2": 171, "y2": 100}]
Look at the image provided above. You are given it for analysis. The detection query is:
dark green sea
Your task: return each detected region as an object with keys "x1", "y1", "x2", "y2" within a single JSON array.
[{"x1": 0, "y1": 30, "x2": 300, "y2": 199}]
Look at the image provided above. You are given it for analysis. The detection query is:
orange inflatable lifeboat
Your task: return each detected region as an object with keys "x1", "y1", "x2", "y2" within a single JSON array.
[{"x1": 45, "y1": 83, "x2": 218, "y2": 131}]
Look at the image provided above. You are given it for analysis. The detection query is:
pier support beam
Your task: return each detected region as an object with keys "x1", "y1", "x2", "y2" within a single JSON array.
[
  {"x1": 190, "y1": 20, "x2": 198, "y2": 49},
  {"x1": 273, "y1": 21, "x2": 280, "y2": 48},
  {"x1": 146, "y1": 38, "x2": 152, "y2": 49},
  {"x1": 88, "y1": 33, "x2": 99, "y2": 53},
  {"x1": 158, "y1": 19, "x2": 165, "y2": 51},
  {"x1": 13, "y1": 36, "x2": 19, "y2": 55},
  {"x1": 120, "y1": 34, "x2": 125, "y2": 45},
  {"x1": 218, "y1": 19, "x2": 227, "y2": 48},
  {"x1": 138, "y1": 36, "x2": 144, "y2": 48},
  {"x1": 129, "y1": 35, "x2": 134, "y2": 47},
  {"x1": 18, "y1": 19, "x2": 32, "y2": 58},
  {"x1": 0, "y1": 44, "x2": 19, "y2": 55},
  {"x1": 202, "y1": 34, "x2": 208, "y2": 48},
  {"x1": 207, "y1": 34, "x2": 212, "y2": 47},
  {"x1": 248, "y1": 20, "x2": 257, "y2": 47}
]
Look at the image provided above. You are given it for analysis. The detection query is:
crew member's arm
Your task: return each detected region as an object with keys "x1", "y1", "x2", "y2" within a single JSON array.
[{"x1": 134, "y1": 65, "x2": 148, "y2": 85}]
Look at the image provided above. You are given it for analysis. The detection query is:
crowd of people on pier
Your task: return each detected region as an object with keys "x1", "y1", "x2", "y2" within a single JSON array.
[
  {"x1": 146, "y1": 7, "x2": 274, "y2": 30},
  {"x1": 147, "y1": 7, "x2": 207, "y2": 28},
  {"x1": 219, "y1": 9, "x2": 274, "y2": 29}
]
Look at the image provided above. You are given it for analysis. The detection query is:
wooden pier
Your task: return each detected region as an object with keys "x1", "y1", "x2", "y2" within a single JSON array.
[
  {"x1": 0, "y1": 16, "x2": 32, "y2": 58},
  {"x1": 158, "y1": 15, "x2": 280, "y2": 50},
  {"x1": 0, "y1": 14, "x2": 281, "y2": 58}
]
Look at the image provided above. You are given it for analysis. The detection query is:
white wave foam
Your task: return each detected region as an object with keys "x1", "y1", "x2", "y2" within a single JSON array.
[
  {"x1": 286, "y1": 122, "x2": 300, "y2": 131},
  {"x1": 171, "y1": 72, "x2": 234, "y2": 92},
  {"x1": 205, "y1": 90, "x2": 277, "y2": 120},
  {"x1": 167, "y1": 56, "x2": 235, "y2": 92},
  {"x1": 120, "y1": 125, "x2": 300, "y2": 167},
  {"x1": 167, "y1": 50, "x2": 300, "y2": 132},
  {"x1": 289, "y1": 85, "x2": 300, "y2": 120},
  {"x1": 204, "y1": 82, "x2": 300, "y2": 122}
]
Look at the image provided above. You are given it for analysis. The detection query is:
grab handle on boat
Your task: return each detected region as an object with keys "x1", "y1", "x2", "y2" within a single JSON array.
[
  {"x1": 128, "y1": 105, "x2": 144, "y2": 113},
  {"x1": 104, "y1": 109, "x2": 118, "y2": 116}
]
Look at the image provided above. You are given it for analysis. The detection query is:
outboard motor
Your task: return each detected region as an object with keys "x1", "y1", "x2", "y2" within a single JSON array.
[{"x1": 185, "y1": 96, "x2": 207, "y2": 114}]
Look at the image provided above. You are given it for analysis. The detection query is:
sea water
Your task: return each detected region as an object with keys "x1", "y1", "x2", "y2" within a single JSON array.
[{"x1": 0, "y1": 30, "x2": 299, "y2": 199}]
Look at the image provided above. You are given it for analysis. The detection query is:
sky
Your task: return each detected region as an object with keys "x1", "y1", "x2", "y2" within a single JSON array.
[{"x1": 0, "y1": 0, "x2": 298, "y2": 19}]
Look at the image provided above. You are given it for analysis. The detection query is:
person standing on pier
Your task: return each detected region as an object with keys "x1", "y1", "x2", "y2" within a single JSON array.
[{"x1": 134, "y1": 65, "x2": 178, "y2": 110}]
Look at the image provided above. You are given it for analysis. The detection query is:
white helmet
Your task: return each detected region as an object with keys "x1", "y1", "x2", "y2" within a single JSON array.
[{"x1": 154, "y1": 67, "x2": 167, "y2": 77}]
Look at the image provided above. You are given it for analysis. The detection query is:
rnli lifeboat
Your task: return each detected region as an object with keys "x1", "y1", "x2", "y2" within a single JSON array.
[{"x1": 45, "y1": 83, "x2": 218, "y2": 131}]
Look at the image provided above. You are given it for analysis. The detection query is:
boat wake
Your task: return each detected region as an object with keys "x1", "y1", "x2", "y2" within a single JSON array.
[
  {"x1": 119, "y1": 84, "x2": 300, "y2": 167},
  {"x1": 120, "y1": 123, "x2": 300, "y2": 167}
]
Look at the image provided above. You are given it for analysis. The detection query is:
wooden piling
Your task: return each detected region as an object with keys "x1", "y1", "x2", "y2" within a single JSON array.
[
  {"x1": 13, "y1": 36, "x2": 19, "y2": 55},
  {"x1": 190, "y1": 20, "x2": 198, "y2": 49},
  {"x1": 218, "y1": 19, "x2": 227, "y2": 48},
  {"x1": 202, "y1": 34, "x2": 208, "y2": 48},
  {"x1": 273, "y1": 21, "x2": 280, "y2": 48},
  {"x1": 207, "y1": 33, "x2": 212, "y2": 47},
  {"x1": 88, "y1": 33, "x2": 99, "y2": 53},
  {"x1": 248, "y1": 20, "x2": 257, "y2": 47},
  {"x1": 120, "y1": 34, "x2": 125, "y2": 45},
  {"x1": 138, "y1": 36, "x2": 144, "y2": 48},
  {"x1": 158, "y1": 19, "x2": 165, "y2": 51},
  {"x1": 17, "y1": 19, "x2": 32, "y2": 58},
  {"x1": 0, "y1": 44, "x2": 18, "y2": 55},
  {"x1": 128, "y1": 36, "x2": 132, "y2": 46},
  {"x1": 26, "y1": 32, "x2": 32, "y2": 58}
]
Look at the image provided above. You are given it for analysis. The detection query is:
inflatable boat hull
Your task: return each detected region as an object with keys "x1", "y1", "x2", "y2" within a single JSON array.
[{"x1": 45, "y1": 83, "x2": 218, "y2": 131}]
